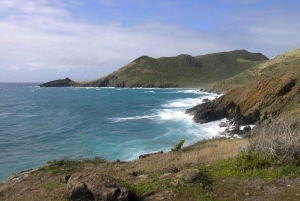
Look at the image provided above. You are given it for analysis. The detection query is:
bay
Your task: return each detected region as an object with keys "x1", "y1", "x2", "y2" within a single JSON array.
[{"x1": 0, "y1": 83, "x2": 224, "y2": 182}]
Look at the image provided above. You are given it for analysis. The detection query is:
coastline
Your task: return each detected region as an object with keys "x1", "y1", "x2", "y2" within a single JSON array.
[{"x1": 0, "y1": 89, "x2": 246, "y2": 185}]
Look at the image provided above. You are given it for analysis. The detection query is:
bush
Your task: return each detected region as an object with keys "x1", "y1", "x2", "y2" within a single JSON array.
[
  {"x1": 241, "y1": 118, "x2": 300, "y2": 166},
  {"x1": 172, "y1": 139, "x2": 185, "y2": 152}
]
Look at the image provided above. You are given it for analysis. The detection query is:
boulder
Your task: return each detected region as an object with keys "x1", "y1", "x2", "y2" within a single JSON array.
[
  {"x1": 176, "y1": 169, "x2": 202, "y2": 183},
  {"x1": 171, "y1": 179, "x2": 184, "y2": 187},
  {"x1": 185, "y1": 102, "x2": 227, "y2": 123},
  {"x1": 219, "y1": 122, "x2": 228, "y2": 127},
  {"x1": 139, "y1": 151, "x2": 163, "y2": 159},
  {"x1": 66, "y1": 173, "x2": 132, "y2": 201}
]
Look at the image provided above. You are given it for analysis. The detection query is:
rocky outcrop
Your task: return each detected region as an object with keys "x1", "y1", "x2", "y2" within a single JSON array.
[
  {"x1": 185, "y1": 101, "x2": 227, "y2": 123},
  {"x1": 187, "y1": 48, "x2": 300, "y2": 124},
  {"x1": 66, "y1": 173, "x2": 133, "y2": 201},
  {"x1": 139, "y1": 151, "x2": 163, "y2": 159},
  {"x1": 176, "y1": 169, "x2": 202, "y2": 183},
  {"x1": 40, "y1": 78, "x2": 74, "y2": 87}
]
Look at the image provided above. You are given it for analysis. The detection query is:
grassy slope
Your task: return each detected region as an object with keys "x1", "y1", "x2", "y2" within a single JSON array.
[
  {"x1": 75, "y1": 50, "x2": 268, "y2": 88},
  {"x1": 211, "y1": 48, "x2": 300, "y2": 119},
  {"x1": 1, "y1": 136, "x2": 300, "y2": 201},
  {"x1": 210, "y1": 47, "x2": 300, "y2": 93}
]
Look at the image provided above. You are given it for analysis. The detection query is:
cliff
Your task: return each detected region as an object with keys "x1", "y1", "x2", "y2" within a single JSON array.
[{"x1": 187, "y1": 48, "x2": 300, "y2": 124}]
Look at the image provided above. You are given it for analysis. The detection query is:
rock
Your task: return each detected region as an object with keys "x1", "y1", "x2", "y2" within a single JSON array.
[
  {"x1": 60, "y1": 175, "x2": 71, "y2": 183},
  {"x1": 142, "y1": 191, "x2": 154, "y2": 197},
  {"x1": 176, "y1": 169, "x2": 202, "y2": 183},
  {"x1": 66, "y1": 173, "x2": 132, "y2": 201},
  {"x1": 137, "y1": 175, "x2": 148, "y2": 180},
  {"x1": 3, "y1": 168, "x2": 37, "y2": 186},
  {"x1": 202, "y1": 98, "x2": 210, "y2": 102},
  {"x1": 204, "y1": 185, "x2": 213, "y2": 192},
  {"x1": 159, "y1": 173, "x2": 173, "y2": 181},
  {"x1": 166, "y1": 167, "x2": 179, "y2": 173},
  {"x1": 171, "y1": 179, "x2": 184, "y2": 187},
  {"x1": 257, "y1": 186, "x2": 264, "y2": 191},
  {"x1": 40, "y1": 78, "x2": 74, "y2": 87},
  {"x1": 243, "y1": 125, "x2": 251, "y2": 133},
  {"x1": 219, "y1": 122, "x2": 227, "y2": 127},
  {"x1": 143, "y1": 191, "x2": 175, "y2": 201},
  {"x1": 139, "y1": 151, "x2": 163, "y2": 159},
  {"x1": 185, "y1": 102, "x2": 227, "y2": 124}
]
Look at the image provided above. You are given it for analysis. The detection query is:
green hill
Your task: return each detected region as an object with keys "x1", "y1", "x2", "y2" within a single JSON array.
[
  {"x1": 40, "y1": 50, "x2": 268, "y2": 88},
  {"x1": 188, "y1": 47, "x2": 300, "y2": 124},
  {"x1": 210, "y1": 48, "x2": 300, "y2": 93}
]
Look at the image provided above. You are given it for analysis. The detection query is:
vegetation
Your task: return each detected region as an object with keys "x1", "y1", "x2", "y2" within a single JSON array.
[
  {"x1": 171, "y1": 139, "x2": 185, "y2": 151},
  {"x1": 241, "y1": 119, "x2": 300, "y2": 166},
  {"x1": 82, "y1": 50, "x2": 268, "y2": 88},
  {"x1": 37, "y1": 155, "x2": 107, "y2": 174},
  {"x1": 2, "y1": 121, "x2": 300, "y2": 201},
  {"x1": 40, "y1": 50, "x2": 268, "y2": 88}
]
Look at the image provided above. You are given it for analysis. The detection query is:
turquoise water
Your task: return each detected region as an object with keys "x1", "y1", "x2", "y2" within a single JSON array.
[{"x1": 0, "y1": 83, "x2": 224, "y2": 182}]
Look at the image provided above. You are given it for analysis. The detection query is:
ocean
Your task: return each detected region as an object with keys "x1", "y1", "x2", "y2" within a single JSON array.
[{"x1": 0, "y1": 83, "x2": 225, "y2": 182}]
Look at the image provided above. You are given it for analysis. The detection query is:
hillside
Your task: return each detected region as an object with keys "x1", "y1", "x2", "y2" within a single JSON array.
[
  {"x1": 40, "y1": 50, "x2": 268, "y2": 88},
  {"x1": 210, "y1": 47, "x2": 300, "y2": 93},
  {"x1": 188, "y1": 48, "x2": 300, "y2": 124}
]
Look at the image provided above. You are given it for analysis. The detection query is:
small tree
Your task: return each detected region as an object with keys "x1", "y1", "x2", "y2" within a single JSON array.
[{"x1": 172, "y1": 139, "x2": 185, "y2": 152}]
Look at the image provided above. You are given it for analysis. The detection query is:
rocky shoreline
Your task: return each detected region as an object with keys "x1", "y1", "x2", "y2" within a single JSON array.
[{"x1": 1, "y1": 90, "x2": 252, "y2": 186}]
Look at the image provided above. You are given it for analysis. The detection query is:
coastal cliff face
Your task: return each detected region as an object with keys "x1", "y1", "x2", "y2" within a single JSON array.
[
  {"x1": 40, "y1": 50, "x2": 268, "y2": 88},
  {"x1": 187, "y1": 48, "x2": 300, "y2": 124}
]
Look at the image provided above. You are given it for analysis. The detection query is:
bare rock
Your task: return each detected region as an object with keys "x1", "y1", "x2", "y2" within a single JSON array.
[
  {"x1": 176, "y1": 169, "x2": 202, "y2": 183},
  {"x1": 219, "y1": 122, "x2": 228, "y2": 127},
  {"x1": 60, "y1": 175, "x2": 71, "y2": 183},
  {"x1": 66, "y1": 173, "x2": 132, "y2": 201},
  {"x1": 139, "y1": 151, "x2": 163, "y2": 159},
  {"x1": 137, "y1": 174, "x2": 148, "y2": 180},
  {"x1": 185, "y1": 102, "x2": 227, "y2": 124},
  {"x1": 143, "y1": 191, "x2": 175, "y2": 201},
  {"x1": 171, "y1": 179, "x2": 184, "y2": 187},
  {"x1": 257, "y1": 185, "x2": 264, "y2": 191},
  {"x1": 159, "y1": 173, "x2": 174, "y2": 181}
]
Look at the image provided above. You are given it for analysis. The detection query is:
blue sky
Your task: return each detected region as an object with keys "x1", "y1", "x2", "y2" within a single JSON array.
[{"x1": 1, "y1": 0, "x2": 300, "y2": 82}]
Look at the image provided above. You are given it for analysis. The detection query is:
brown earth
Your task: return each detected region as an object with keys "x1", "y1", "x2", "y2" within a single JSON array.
[{"x1": 191, "y1": 48, "x2": 300, "y2": 123}]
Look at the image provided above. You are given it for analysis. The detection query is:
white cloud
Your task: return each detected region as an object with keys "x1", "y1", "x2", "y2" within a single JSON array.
[
  {"x1": 0, "y1": 0, "x2": 226, "y2": 82},
  {"x1": 0, "y1": 0, "x2": 300, "y2": 82}
]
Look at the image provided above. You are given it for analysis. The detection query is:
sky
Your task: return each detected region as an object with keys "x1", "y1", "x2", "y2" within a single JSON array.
[{"x1": 1, "y1": 0, "x2": 300, "y2": 82}]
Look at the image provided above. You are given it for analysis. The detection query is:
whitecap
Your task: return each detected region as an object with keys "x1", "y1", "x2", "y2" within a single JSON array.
[
  {"x1": 0, "y1": 113, "x2": 12, "y2": 116},
  {"x1": 109, "y1": 115, "x2": 157, "y2": 122},
  {"x1": 200, "y1": 118, "x2": 227, "y2": 137},
  {"x1": 158, "y1": 109, "x2": 193, "y2": 121},
  {"x1": 162, "y1": 98, "x2": 202, "y2": 108}
]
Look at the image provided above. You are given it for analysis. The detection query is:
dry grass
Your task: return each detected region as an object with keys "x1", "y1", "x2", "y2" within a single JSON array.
[
  {"x1": 1, "y1": 136, "x2": 300, "y2": 201},
  {"x1": 118, "y1": 138, "x2": 247, "y2": 175},
  {"x1": 0, "y1": 138, "x2": 245, "y2": 201},
  {"x1": 243, "y1": 118, "x2": 300, "y2": 165}
]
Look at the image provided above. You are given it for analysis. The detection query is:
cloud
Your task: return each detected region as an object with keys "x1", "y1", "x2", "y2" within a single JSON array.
[
  {"x1": 0, "y1": 0, "x2": 300, "y2": 82},
  {"x1": 0, "y1": 0, "x2": 227, "y2": 82}
]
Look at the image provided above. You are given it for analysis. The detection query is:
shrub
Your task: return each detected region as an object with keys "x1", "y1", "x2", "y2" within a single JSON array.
[
  {"x1": 241, "y1": 118, "x2": 300, "y2": 166},
  {"x1": 172, "y1": 139, "x2": 185, "y2": 152}
]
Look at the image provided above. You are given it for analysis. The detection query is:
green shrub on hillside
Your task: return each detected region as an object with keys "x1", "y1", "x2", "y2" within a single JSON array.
[{"x1": 172, "y1": 139, "x2": 185, "y2": 152}]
